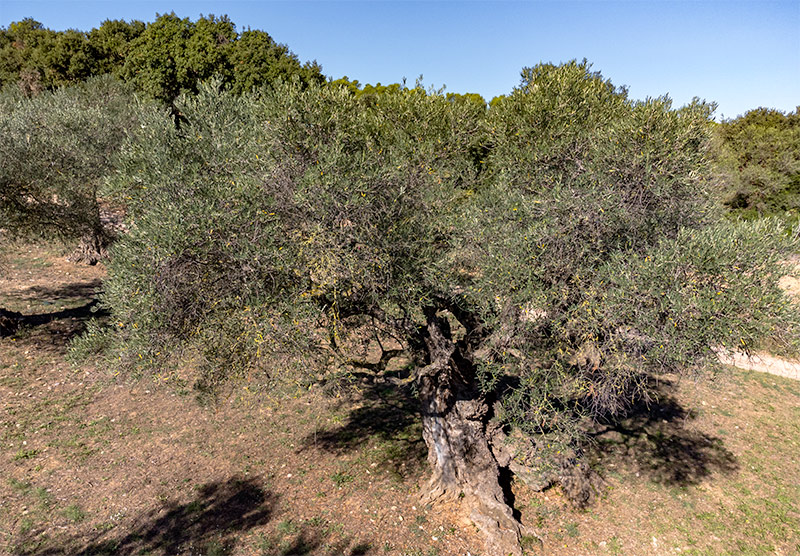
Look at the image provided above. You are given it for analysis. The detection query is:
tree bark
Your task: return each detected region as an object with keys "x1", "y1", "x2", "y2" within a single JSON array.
[
  {"x1": 416, "y1": 308, "x2": 530, "y2": 556},
  {"x1": 67, "y1": 224, "x2": 112, "y2": 266}
]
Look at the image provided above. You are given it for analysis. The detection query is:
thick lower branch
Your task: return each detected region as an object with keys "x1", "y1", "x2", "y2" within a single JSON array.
[{"x1": 67, "y1": 224, "x2": 114, "y2": 265}]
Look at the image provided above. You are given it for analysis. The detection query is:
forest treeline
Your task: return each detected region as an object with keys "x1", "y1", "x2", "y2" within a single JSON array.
[
  {"x1": 714, "y1": 108, "x2": 800, "y2": 218},
  {"x1": 2, "y1": 14, "x2": 798, "y2": 219},
  {"x1": 2, "y1": 14, "x2": 800, "y2": 554},
  {"x1": 0, "y1": 14, "x2": 324, "y2": 103}
]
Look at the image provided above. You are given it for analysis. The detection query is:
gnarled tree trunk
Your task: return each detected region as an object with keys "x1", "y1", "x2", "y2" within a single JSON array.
[
  {"x1": 67, "y1": 222, "x2": 112, "y2": 266},
  {"x1": 416, "y1": 308, "x2": 531, "y2": 556}
]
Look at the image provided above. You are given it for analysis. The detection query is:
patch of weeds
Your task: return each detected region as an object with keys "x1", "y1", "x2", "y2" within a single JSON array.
[
  {"x1": 533, "y1": 504, "x2": 559, "y2": 528},
  {"x1": 276, "y1": 519, "x2": 299, "y2": 535},
  {"x1": 732, "y1": 482, "x2": 752, "y2": 496},
  {"x1": 521, "y1": 534, "x2": 542, "y2": 553},
  {"x1": 254, "y1": 532, "x2": 275, "y2": 552},
  {"x1": 15, "y1": 256, "x2": 53, "y2": 269},
  {"x1": 565, "y1": 522, "x2": 579, "y2": 538},
  {"x1": 607, "y1": 535, "x2": 622, "y2": 554},
  {"x1": 19, "y1": 517, "x2": 36, "y2": 534},
  {"x1": 34, "y1": 486, "x2": 53, "y2": 509},
  {"x1": 204, "y1": 539, "x2": 231, "y2": 556},
  {"x1": 62, "y1": 504, "x2": 86, "y2": 522},
  {"x1": 306, "y1": 515, "x2": 327, "y2": 527},
  {"x1": 331, "y1": 471, "x2": 354, "y2": 488},
  {"x1": 185, "y1": 499, "x2": 204, "y2": 514},
  {"x1": 13, "y1": 448, "x2": 40, "y2": 460},
  {"x1": 325, "y1": 521, "x2": 345, "y2": 535},
  {"x1": 80, "y1": 416, "x2": 114, "y2": 437},
  {"x1": 8, "y1": 477, "x2": 31, "y2": 493},
  {"x1": 93, "y1": 521, "x2": 116, "y2": 533}
]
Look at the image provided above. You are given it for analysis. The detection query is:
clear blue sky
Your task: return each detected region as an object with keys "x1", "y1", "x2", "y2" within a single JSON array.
[{"x1": 2, "y1": 1, "x2": 798, "y2": 119}]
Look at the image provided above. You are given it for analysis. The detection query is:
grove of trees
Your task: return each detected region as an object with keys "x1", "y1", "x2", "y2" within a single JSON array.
[
  {"x1": 1, "y1": 14, "x2": 323, "y2": 103},
  {"x1": 714, "y1": 107, "x2": 800, "y2": 219},
  {"x1": 2, "y1": 13, "x2": 799, "y2": 555}
]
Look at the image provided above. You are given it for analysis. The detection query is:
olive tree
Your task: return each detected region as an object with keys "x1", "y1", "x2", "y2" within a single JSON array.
[
  {"x1": 93, "y1": 64, "x2": 799, "y2": 555},
  {"x1": 0, "y1": 75, "x2": 141, "y2": 262}
]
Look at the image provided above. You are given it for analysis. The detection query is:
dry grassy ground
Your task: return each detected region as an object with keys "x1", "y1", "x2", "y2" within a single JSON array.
[{"x1": 1, "y1": 241, "x2": 799, "y2": 556}]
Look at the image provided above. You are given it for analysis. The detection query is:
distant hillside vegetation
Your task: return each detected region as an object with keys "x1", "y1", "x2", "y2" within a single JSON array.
[
  {"x1": 713, "y1": 107, "x2": 800, "y2": 220},
  {"x1": 0, "y1": 14, "x2": 323, "y2": 104}
]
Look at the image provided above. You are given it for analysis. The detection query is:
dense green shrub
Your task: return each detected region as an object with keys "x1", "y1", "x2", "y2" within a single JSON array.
[
  {"x1": 713, "y1": 107, "x2": 800, "y2": 219},
  {"x1": 0, "y1": 75, "x2": 143, "y2": 259},
  {"x1": 96, "y1": 79, "x2": 484, "y2": 387},
  {"x1": 445, "y1": 60, "x2": 797, "y2": 441}
]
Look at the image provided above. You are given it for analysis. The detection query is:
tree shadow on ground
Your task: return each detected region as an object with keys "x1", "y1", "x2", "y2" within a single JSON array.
[
  {"x1": 18, "y1": 299, "x2": 105, "y2": 327},
  {"x1": 21, "y1": 279, "x2": 104, "y2": 302},
  {"x1": 1, "y1": 299, "x2": 108, "y2": 350},
  {"x1": 257, "y1": 526, "x2": 375, "y2": 556},
  {"x1": 590, "y1": 377, "x2": 738, "y2": 486},
  {"x1": 18, "y1": 477, "x2": 275, "y2": 556},
  {"x1": 300, "y1": 379, "x2": 427, "y2": 480}
]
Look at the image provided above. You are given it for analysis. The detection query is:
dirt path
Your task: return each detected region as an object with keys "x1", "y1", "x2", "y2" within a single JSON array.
[
  {"x1": 718, "y1": 265, "x2": 800, "y2": 381},
  {"x1": 717, "y1": 350, "x2": 800, "y2": 380}
]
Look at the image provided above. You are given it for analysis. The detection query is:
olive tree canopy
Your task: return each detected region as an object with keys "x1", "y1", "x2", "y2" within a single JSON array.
[{"x1": 91, "y1": 62, "x2": 799, "y2": 554}]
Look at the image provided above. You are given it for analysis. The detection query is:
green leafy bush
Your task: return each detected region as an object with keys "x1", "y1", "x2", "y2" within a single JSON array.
[
  {"x1": 98, "y1": 78, "x2": 483, "y2": 387},
  {"x1": 0, "y1": 75, "x2": 142, "y2": 257},
  {"x1": 713, "y1": 107, "x2": 800, "y2": 220}
]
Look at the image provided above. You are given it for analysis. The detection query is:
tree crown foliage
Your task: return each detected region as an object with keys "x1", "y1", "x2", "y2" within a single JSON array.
[
  {"x1": 713, "y1": 107, "x2": 800, "y2": 219},
  {"x1": 0, "y1": 14, "x2": 323, "y2": 103},
  {"x1": 0, "y1": 75, "x2": 142, "y2": 241},
  {"x1": 85, "y1": 63, "x2": 799, "y2": 451}
]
